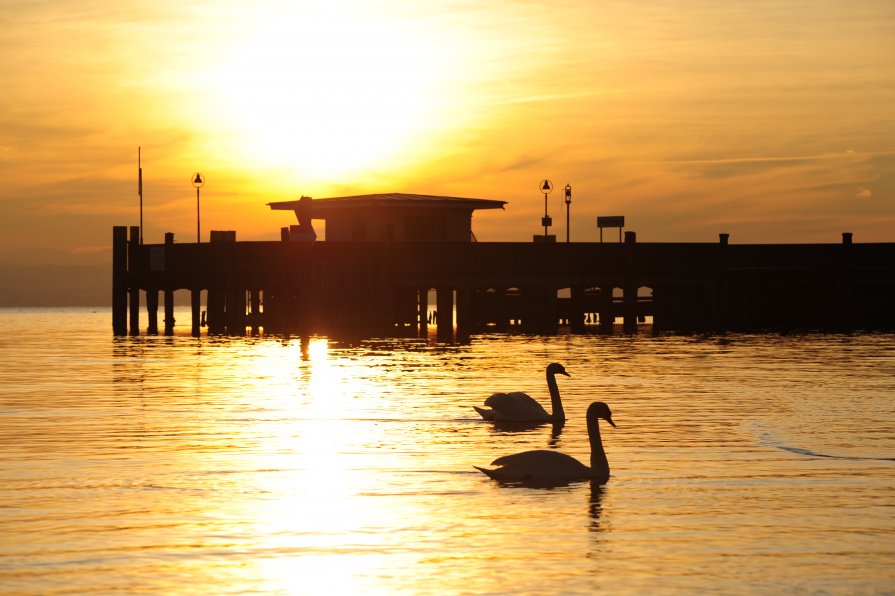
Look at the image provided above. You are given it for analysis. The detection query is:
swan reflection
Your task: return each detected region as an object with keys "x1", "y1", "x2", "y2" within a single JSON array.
[
  {"x1": 589, "y1": 481, "x2": 606, "y2": 532},
  {"x1": 488, "y1": 420, "x2": 565, "y2": 444}
]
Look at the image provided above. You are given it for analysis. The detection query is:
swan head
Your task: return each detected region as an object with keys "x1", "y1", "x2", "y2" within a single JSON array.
[
  {"x1": 587, "y1": 401, "x2": 616, "y2": 427},
  {"x1": 547, "y1": 362, "x2": 570, "y2": 377}
]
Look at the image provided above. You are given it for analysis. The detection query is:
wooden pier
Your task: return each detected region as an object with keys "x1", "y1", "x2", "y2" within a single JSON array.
[{"x1": 112, "y1": 226, "x2": 895, "y2": 337}]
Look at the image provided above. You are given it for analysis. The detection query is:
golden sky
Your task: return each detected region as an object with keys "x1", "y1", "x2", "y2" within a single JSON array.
[{"x1": 1, "y1": 0, "x2": 893, "y2": 254}]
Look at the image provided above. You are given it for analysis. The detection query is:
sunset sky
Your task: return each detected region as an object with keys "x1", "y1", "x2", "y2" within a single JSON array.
[{"x1": 1, "y1": 0, "x2": 893, "y2": 257}]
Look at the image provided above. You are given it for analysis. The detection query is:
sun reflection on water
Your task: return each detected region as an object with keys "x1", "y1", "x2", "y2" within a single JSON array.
[
  {"x1": 2, "y1": 313, "x2": 895, "y2": 594},
  {"x1": 224, "y1": 336, "x2": 417, "y2": 592}
]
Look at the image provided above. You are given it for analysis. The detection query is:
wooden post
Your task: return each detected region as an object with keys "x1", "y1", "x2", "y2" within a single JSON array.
[
  {"x1": 839, "y1": 232, "x2": 854, "y2": 330},
  {"x1": 128, "y1": 226, "x2": 140, "y2": 336},
  {"x1": 436, "y1": 287, "x2": 454, "y2": 339},
  {"x1": 207, "y1": 286, "x2": 225, "y2": 334},
  {"x1": 418, "y1": 288, "x2": 429, "y2": 334},
  {"x1": 623, "y1": 231, "x2": 637, "y2": 332},
  {"x1": 191, "y1": 288, "x2": 201, "y2": 337},
  {"x1": 146, "y1": 289, "x2": 159, "y2": 334},
  {"x1": 207, "y1": 232, "x2": 228, "y2": 334},
  {"x1": 112, "y1": 226, "x2": 128, "y2": 335},
  {"x1": 164, "y1": 233, "x2": 175, "y2": 335},
  {"x1": 250, "y1": 289, "x2": 261, "y2": 335},
  {"x1": 226, "y1": 285, "x2": 246, "y2": 335},
  {"x1": 717, "y1": 233, "x2": 730, "y2": 332}
]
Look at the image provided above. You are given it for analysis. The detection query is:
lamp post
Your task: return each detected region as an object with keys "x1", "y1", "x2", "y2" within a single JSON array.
[
  {"x1": 564, "y1": 183, "x2": 572, "y2": 243},
  {"x1": 540, "y1": 179, "x2": 553, "y2": 237},
  {"x1": 192, "y1": 173, "x2": 205, "y2": 243}
]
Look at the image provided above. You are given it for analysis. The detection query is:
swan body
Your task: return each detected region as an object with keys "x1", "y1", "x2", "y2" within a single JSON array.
[
  {"x1": 474, "y1": 363, "x2": 569, "y2": 422},
  {"x1": 475, "y1": 401, "x2": 615, "y2": 485}
]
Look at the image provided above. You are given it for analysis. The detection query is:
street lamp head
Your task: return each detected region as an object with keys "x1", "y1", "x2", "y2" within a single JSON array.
[{"x1": 564, "y1": 183, "x2": 572, "y2": 203}]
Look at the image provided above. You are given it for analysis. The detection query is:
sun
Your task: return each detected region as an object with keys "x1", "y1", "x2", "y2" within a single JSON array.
[{"x1": 205, "y1": 4, "x2": 449, "y2": 179}]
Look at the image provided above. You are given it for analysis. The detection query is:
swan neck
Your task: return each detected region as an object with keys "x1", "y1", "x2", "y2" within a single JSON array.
[
  {"x1": 588, "y1": 417, "x2": 609, "y2": 478},
  {"x1": 546, "y1": 371, "x2": 565, "y2": 420}
]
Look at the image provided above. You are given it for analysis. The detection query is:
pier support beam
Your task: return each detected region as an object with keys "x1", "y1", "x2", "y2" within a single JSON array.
[
  {"x1": 226, "y1": 286, "x2": 246, "y2": 335},
  {"x1": 249, "y1": 290, "x2": 261, "y2": 335},
  {"x1": 623, "y1": 231, "x2": 638, "y2": 332},
  {"x1": 418, "y1": 288, "x2": 429, "y2": 334},
  {"x1": 164, "y1": 290, "x2": 175, "y2": 335},
  {"x1": 716, "y1": 233, "x2": 730, "y2": 332},
  {"x1": 207, "y1": 286, "x2": 225, "y2": 334},
  {"x1": 838, "y1": 232, "x2": 854, "y2": 330},
  {"x1": 191, "y1": 289, "x2": 201, "y2": 337},
  {"x1": 128, "y1": 226, "x2": 140, "y2": 336},
  {"x1": 164, "y1": 233, "x2": 175, "y2": 335},
  {"x1": 146, "y1": 289, "x2": 159, "y2": 334},
  {"x1": 436, "y1": 287, "x2": 454, "y2": 338},
  {"x1": 112, "y1": 226, "x2": 128, "y2": 335}
]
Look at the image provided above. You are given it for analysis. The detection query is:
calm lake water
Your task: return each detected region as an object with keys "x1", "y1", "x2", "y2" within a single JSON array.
[{"x1": 1, "y1": 308, "x2": 894, "y2": 594}]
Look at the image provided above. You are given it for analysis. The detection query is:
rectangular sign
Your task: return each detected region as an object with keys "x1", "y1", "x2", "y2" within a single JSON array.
[{"x1": 597, "y1": 216, "x2": 625, "y2": 228}]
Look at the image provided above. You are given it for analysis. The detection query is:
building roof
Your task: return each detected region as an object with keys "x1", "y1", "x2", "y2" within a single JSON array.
[{"x1": 269, "y1": 193, "x2": 506, "y2": 216}]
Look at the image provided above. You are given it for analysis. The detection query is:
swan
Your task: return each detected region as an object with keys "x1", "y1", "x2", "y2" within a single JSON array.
[
  {"x1": 475, "y1": 401, "x2": 616, "y2": 485},
  {"x1": 474, "y1": 362, "x2": 570, "y2": 422}
]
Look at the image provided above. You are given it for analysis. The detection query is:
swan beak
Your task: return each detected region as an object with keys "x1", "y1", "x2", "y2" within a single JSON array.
[
  {"x1": 606, "y1": 416, "x2": 616, "y2": 427},
  {"x1": 561, "y1": 370, "x2": 571, "y2": 377}
]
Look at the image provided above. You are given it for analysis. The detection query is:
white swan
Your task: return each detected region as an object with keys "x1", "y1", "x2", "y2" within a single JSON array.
[
  {"x1": 474, "y1": 362, "x2": 570, "y2": 422},
  {"x1": 475, "y1": 401, "x2": 616, "y2": 485}
]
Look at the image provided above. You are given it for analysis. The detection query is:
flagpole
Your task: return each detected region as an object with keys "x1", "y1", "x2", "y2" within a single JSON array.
[{"x1": 138, "y1": 146, "x2": 143, "y2": 245}]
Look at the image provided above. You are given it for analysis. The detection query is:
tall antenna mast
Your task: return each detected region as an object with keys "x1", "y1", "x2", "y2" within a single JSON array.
[{"x1": 138, "y1": 147, "x2": 144, "y2": 244}]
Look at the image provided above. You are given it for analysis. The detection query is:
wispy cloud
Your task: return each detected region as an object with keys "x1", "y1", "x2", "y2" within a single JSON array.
[{"x1": 661, "y1": 150, "x2": 895, "y2": 166}]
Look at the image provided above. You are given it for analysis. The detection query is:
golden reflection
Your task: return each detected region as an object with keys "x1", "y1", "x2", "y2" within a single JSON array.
[
  {"x1": 305, "y1": 338, "x2": 329, "y2": 363},
  {"x1": 223, "y1": 337, "x2": 409, "y2": 592}
]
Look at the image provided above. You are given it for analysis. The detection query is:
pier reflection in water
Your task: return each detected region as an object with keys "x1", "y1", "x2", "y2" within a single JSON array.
[{"x1": 1, "y1": 308, "x2": 894, "y2": 593}]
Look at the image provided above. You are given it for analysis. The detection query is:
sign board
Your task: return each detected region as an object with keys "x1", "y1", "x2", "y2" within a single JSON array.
[{"x1": 597, "y1": 216, "x2": 625, "y2": 228}]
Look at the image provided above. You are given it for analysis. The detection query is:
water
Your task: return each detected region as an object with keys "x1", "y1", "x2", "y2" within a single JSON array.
[{"x1": 1, "y1": 308, "x2": 894, "y2": 594}]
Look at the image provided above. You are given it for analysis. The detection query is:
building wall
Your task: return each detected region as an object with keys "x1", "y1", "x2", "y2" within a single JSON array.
[{"x1": 321, "y1": 207, "x2": 474, "y2": 242}]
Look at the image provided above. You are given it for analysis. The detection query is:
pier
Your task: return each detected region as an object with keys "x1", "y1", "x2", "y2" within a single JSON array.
[{"x1": 112, "y1": 226, "x2": 895, "y2": 337}]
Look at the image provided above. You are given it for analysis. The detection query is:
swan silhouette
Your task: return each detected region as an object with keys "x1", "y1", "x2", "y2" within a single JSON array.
[
  {"x1": 474, "y1": 362, "x2": 570, "y2": 422},
  {"x1": 475, "y1": 401, "x2": 616, "y2": 485}
]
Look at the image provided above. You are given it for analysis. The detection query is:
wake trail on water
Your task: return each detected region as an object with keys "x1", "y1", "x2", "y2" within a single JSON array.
[{"x1": 747, "y1": 422, "x2": 895, "y2": 462}]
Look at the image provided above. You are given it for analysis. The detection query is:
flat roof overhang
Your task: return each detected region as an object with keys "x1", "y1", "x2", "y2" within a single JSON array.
[{"x1": 269, "y1": 193, "x2": 506, "y2": 218}]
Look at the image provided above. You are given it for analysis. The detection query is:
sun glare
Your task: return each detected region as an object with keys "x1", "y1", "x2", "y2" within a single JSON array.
[{"x1": 206, "y1": 4, "x2": 449, "y2": 179}]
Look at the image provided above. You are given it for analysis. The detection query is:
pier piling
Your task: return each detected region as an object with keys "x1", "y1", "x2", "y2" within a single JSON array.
[{"x1": 112, "y1": 226, "x2": 128, "y2": 335}]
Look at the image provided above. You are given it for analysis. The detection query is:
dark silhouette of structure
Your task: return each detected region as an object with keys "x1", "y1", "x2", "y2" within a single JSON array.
[{"x1": 112, "y1": 196, "x2": 895, "y2": 338}]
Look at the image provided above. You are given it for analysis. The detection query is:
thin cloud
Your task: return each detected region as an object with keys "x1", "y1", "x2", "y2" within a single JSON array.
[{"x1": 660, "y1": 150, "x2": 895, "y2": 166}]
